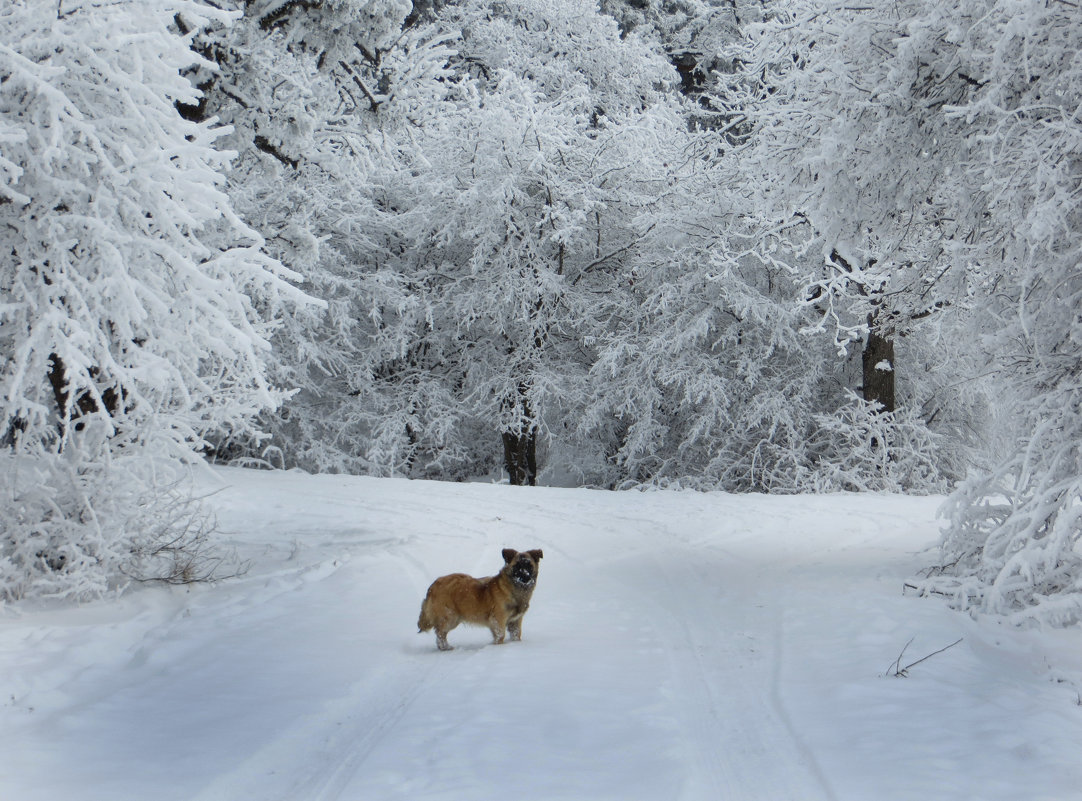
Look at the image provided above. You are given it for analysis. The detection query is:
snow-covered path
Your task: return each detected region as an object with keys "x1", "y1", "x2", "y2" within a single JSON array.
[{"x1": 2, "y1": 468, "x2": 1081, "y2": 800}]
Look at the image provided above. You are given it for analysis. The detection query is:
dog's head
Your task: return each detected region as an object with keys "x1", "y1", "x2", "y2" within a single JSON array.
[{"x1": 502, "y1": 548, "x2": 543, "y2": 589}]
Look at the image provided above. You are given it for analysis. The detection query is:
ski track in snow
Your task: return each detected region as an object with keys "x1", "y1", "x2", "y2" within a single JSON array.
[
  {"x1": 639, "y1": 550, "x2": 834, "y2": 801},
  {"x1": 2, "y1": 468, "x2": 1081, "y2": 801}
]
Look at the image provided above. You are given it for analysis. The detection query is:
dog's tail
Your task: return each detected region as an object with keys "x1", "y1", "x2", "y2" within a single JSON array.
[{"x1": 417, "y1": 597, "x2": 434, "y2": 632}]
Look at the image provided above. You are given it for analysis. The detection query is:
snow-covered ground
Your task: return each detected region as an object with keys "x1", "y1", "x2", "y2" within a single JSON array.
[{"x1": 2, "y1": 467, "x2": 1081, "y2": 801}]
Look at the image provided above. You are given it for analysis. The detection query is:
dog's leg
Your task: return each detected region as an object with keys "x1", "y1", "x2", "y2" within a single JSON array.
[
  {"x1": 507, "y1": 617, "x2": 522, "y2": 642},
  {"x1": 488, "y1": 617, "x2": 506, "y2": 645},
  {"x1": 435, "y1": 628, "x2": 453, "y2": 651}
]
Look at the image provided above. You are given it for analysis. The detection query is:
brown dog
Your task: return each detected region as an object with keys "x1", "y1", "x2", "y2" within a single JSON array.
[{"x1": 417, "y1": 548, "x2": 543, "y2": 651}]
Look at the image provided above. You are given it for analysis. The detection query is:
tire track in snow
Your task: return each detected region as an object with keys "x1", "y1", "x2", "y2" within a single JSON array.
[
  {"x1": 201, "y1": 539, "x2": 505, "y2": 801},
  {"x1": 185, "y1": 546, "x2": 442, "y2": 801},
  {"x1": 296, "y1": 539, "x2": 482, "y2": 800},
  {"x1": 768, "y1": 603, "x2": 837, "y2": 801},
  {"x1": 628, "y1": 546, "x2": 837, "y2": 801},
  {"x1": 298, "y1": 544, "x2": 445, "y2": 801},
  {"x1": 188, "y1": 652, "x2": 444, "y2": 801},
  {"x1": 498, "y1": 502, "x2": 834, "y2": 799},
  {"x1": 265, "y1": 486, "x2": 831, "y2": 799},
  {"x1": 299, "y1": 659, "x2": 439, "y2": 801}
]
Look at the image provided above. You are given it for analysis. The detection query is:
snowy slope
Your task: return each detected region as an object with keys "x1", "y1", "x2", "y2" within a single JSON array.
[{"x1": 2, "y1": 467, "x2": 1080, "y2": 801}]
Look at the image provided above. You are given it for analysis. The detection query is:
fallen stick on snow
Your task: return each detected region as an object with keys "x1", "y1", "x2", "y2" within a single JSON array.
[{"x1": 885, "y1": 637, "x2": 964, "y2": 678}]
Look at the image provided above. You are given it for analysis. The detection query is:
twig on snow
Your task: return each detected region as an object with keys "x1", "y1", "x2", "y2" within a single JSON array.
[{"x1": 885, "y1": 637, "x2": 964, "y2": 678}]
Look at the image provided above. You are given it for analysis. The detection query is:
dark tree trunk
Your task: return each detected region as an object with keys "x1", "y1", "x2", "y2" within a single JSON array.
[
  {"x1": 47, "y1": 353, "x2": 73, "y2": 425},
  {"x1": 502, "y1": 380, "x2": 538, "y2": 486},
  {"x1": 502, "y1": 429, "x2": 537, "y2": 486},
  {"x1": 861, "y1": 326, "x2": 895, "y2": 414},
  {"x1": 47, "y1": 353, "x2": 122, "y2": 441},
  {"x1": 822, "y1": 251, "x2": 897, "y2": 414},
  {"x1": 46, "y1": 352, "x2": 99, "y2": 435}
]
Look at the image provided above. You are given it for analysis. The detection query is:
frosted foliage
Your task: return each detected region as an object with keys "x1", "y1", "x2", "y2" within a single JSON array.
[
  {"x1": 894, "y1": 0, "x2": 1082, "y2": 625},
  {"x1": 584, "y1": 218, "x2": 947, "y2": 493},
  {"x1": 0, "y1": 0, "x2": 303, "y2": 599},
  {"x1": 928, "y1": 410, "x2": 1082, "y2": 627},
  {"x1": 800, "y1": 393, "x2": 948, "y2": 494},
  {"x1": 0, "y1": 453, "x2": 234, "y2": 601},
  {"x1": 0, "y1": 0, "x2": 304, "y2": 451},
  {"x1": 218, "y1": 0, "x2": 703, "y2": 481},
  {"x1": 581, "y1": 173, "x2": 832, "y2": 491},
  {"x1": 720, "y1": 0, "x2": 976, "y2": 349},
  {"x1": 205, "y1": 0, "x2": 956, "y2": 493},
  {"x1": 577, "y1": 132, "x2": 949, "y2": 492},
  {"x1": 241, "y1": 0, "x2": 411, "y2": 59},
  {"x1": 193, "y1": 5, "x2": 466, "y2": 474},
  {"x1": 354, "y1": 72, "x2": 687, "y2": 477},
  {"x1": 443, "y1": 0, "x2": 676, "y2": 111}
]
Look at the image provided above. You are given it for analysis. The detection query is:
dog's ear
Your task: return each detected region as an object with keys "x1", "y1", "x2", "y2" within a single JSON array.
[
  {"x1": 528, "y1": 549, "x2": 543, "y2": 561},
  {"x1": 502, "y1": 548, "x2": 517, "y2": 564}
]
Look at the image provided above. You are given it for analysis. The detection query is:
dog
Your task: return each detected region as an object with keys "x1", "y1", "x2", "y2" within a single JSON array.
[{"x1": 417, "y1": 548, "x2": 543, "y2": 651}]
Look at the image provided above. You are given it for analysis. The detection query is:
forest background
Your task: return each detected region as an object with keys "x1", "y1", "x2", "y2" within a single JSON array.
[{"x1": 1, "y1": 0, "x2": 1080, "y2": 626}]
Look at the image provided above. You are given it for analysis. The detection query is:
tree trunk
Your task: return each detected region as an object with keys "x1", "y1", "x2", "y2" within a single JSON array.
[
  {"x1": 861, "y1": 326, "x2": 895, "y2": 414},
  {"x1": 47, "y1": 353, "x2": 74, "y2": 427},
  {"x1": 47, "y1": 353, "x2": 122, "y2": 441},
  {"x1": 502, "y1": 429, "x2": 537, "y2": 486},
  {"x1": 502, "y1": 380, "x2": 538, "y2": 486}
]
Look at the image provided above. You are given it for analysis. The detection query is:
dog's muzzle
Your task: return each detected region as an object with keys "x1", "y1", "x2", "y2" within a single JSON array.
[{"x1": 511, "y1": 565, "x2": 535, "y2": 587}]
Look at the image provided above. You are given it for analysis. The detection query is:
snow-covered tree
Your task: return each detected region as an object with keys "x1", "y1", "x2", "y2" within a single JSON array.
[
  {"x1": 399, "y1": 80, "x2": 683, "y2": 483},
  {"x1": 173, "y1": 0, "x2": 464, "y2": 474},
  {"x1": 598, "y1": 0, "x2": 745, "y2": 113},
  {"x1": 908, "y1": 0, "x2": 1082, "y2": 625},
  {"x1": 0, "y1": 0, "x2": 305, "y2": 598},
  {"x1": 584, "y1": 227, "x2": 833, "y2": 489},
  {"x1": 213, "y1": 0, "x2": 695, "y2": 484},
  {"x1": 729, "y1": 0, "x2": 1082, "y2": 620},
  {"x1": 581, "y1": 132, "x2": 954, "y2": 492},
  {"x1": 709, "y1": 0, "x2": 986, "y2": 494},
  {"x1": 389, "y1": 0, "x2": 690, "y2": 485},
  {"x1": 720, "y1": 0, "x2": 981, "y2": 410}
]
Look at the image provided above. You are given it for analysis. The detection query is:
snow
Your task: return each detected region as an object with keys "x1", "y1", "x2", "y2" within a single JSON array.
[{"x1": 2, "y1": 467, "x2": 1080, "y2": 801}]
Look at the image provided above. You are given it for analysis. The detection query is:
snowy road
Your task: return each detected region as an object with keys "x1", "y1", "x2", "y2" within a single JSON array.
[{"x1": 2, "y1": 468, "x2": 1081, "y2": 800}]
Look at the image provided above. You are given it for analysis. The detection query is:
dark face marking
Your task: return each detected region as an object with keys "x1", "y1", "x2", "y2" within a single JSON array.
[{"x1": 510, "y1": 554, "x2": 537, "y2": 587}]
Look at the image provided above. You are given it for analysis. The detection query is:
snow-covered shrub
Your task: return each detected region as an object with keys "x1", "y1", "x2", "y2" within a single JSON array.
[
  {"x1": 0, "y1": 447, "x2": 233, "y2": 601},
  {"x1": 915, "y1": 390, "x2": 1082, "y2": 627},
  {"x1": 0, "y1": 450, "x2": 116, "y2": 601},
  {"x1": 799, "y1": 392, "x2": 950, "y2": 494}
]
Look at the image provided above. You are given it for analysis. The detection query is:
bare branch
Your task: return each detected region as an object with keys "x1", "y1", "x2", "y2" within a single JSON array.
[{"x1": 885, "y1": 637, "x2": 964, "y2": 677}]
